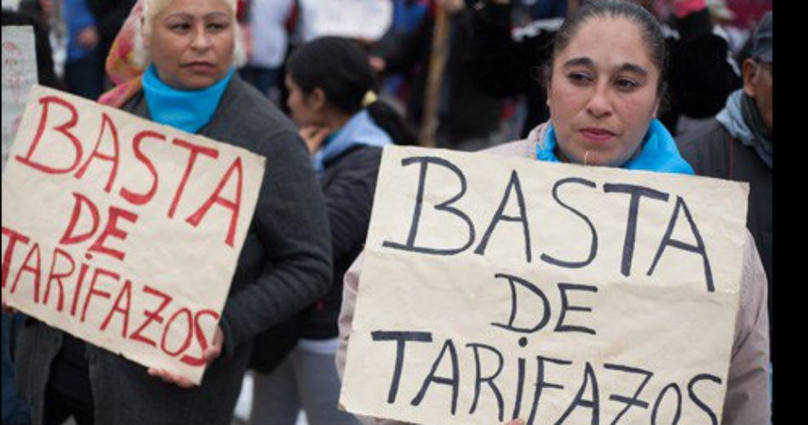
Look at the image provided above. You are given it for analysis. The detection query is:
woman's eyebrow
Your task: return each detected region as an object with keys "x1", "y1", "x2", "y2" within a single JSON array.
[
  {"x1": 163, "y1": 12, "x2": 193, "y2": 21},
  {"x1": 163, "y1": 12, "x2": 230, "y2": 21},
  {"x1": 562, "y1": 57, "x2": 594, "y2": 68},
  {"x1": 617, "y1": 63, "x2": 649, "y2": 76},
  {"x1": 204, "y1": 12, "x2": 230, "y2": 20}
]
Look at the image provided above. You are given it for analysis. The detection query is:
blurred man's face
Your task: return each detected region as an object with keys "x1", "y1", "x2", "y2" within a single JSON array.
[{"x1": 743, "y1": 59, "x2": 773, "y2": 131}]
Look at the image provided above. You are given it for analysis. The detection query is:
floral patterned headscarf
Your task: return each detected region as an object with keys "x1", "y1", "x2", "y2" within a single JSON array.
[{"x1": 98, "y1": 0, "x2": 145, "y2": 107}]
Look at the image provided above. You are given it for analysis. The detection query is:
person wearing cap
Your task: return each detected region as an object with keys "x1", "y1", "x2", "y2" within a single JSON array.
[
  {"x1": 8, "y1": 1, "x2": 333, "y2": 424},
  {"x1": 677, "y1": 12, "x2": 772, "y2": 422},
  {"x1": 704, "y1": 0, "x2": 748, "y2": 57}
]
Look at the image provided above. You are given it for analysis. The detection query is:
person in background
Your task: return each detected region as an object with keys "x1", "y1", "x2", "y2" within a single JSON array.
[
  {"x1": 677, "y1": 12, "x2": 772, "y2": 395},
  {"x1": 6, "y1": 1, "x2": 333, "y2": 424},
  {"x1": 17, "y1": 0, "x2": 55, "y2": 30},
  {"x1": 86, "y1": 0, "x2": 137, "y2": 89},
  {"x1": 704, "y1": 0, "x2": 747, "y2": 57},
  {"x1": 467, "y1": 0, "x2": 741, "y2": 138},
  {"x1": 370, "y1": 0, "x2": 504, "y2": 151},
  {"x1": 372, "y1": 0, "x2": 430, "y2": 108},
  {"x1": 61, "y1": 0, "x2": 104, "y2": 99},
  {"x1": 249, "y1": 36, "x2": 414, "y2": 425},
  {"x1": 336, "y1": 2, "x2": 770, "y2": 425},
  {"x1": 239, "y1": 0, "x2": 295, "y2": 104}
]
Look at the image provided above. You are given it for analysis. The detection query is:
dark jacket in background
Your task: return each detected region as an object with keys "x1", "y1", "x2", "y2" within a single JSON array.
[
  {"x1": 14, "y1": 76, "x2": 333, "y2": 425},
  {"x1": 467, "y1": 3, "x2": 741, "y2": 137},
  {"x1": 677, "y1": 118, "x2": 772, "y2": 348},
  {"x1": 304, "y1": 145, "x2": 382, "y2": 338},
  {"x1": 378, "y1": 8, "x2": 502, "y2": 145}
]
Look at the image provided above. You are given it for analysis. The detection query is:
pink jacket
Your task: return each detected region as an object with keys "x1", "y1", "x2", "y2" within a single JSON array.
[{"x1": 336, "y1": 124, "x2": 771, "y2": 425}]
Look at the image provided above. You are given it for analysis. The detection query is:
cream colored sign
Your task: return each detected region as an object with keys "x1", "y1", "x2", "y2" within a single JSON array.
[
  {"x1": 341, "y1": 146, "x2": 748, "y2": 425},
  {"x1": 1, "y1": 86, "x2": 266, "y2": 384},
  {"x1": 2, "y1": 26, "x2": 38, "y2": 173},
  {"x1": 299, "y1": 0, "x2": 393, "y2": 42}
]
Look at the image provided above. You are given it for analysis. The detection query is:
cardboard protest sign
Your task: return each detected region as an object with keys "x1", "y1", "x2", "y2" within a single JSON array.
[
  {"x1": 1, "y1": 86, "x2": 265, "y2": 384},
  {"x1": 2, "y1": 25, "x2": 38, "y2": 173},
  {"x1": 299, "y1": 0, "x2": 392, "y2": 42},
  {"x1": 341, "y1": 146, "x2": 749, "y2": 425}
]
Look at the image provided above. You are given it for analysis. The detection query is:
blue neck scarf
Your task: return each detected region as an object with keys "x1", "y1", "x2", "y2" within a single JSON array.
[
  {"x1": 537, "y1": 119, "x2": 694, "y2": 175},
  {"x1": 312, "y1": 109, "x2": 393, "y2": 174},
  {"x1": 716, "y1": 90, "x2": 772, "y2": 169},
  {"x1": 142, "y1": 64, "x2": 235, "y2": 133}
]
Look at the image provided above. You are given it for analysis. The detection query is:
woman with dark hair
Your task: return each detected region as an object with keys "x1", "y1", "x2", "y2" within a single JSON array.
[
  {"x1": 248, "y1": 36, "x2": 413, "y2": 425},
  {"x1": 336, "y1": 2, "x2": 769, "y2": 425}
]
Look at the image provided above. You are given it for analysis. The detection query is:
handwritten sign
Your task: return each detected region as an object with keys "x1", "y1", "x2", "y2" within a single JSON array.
[
  {"x1": 341, "y1": 146, "x2": 748, "y2": 425},
  {"x1": 1, "y1": 86, "x2": 265, "y2": 384},
  {"x1": 2, "y1": 25, "x2": 38, "y2": 173},
  {"x1": 299, "y1": 0, "x2": 393, "y2": 42},
  {"x1": 1, "y1": 0, "x2": 21, "y2": 11}
]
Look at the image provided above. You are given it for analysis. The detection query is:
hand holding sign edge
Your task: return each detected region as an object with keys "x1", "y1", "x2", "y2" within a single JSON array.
[{"x1": 147, "y1": 325, "x2": 224, "y2": 388}]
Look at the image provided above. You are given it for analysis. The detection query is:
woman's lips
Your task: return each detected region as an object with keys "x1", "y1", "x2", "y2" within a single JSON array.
[
  {"x1": 183, "y1": 62, "x2": 216, "y2": 73},
  {"x1": 579, "y1": 128, "x2": 616, "y2": 142}
]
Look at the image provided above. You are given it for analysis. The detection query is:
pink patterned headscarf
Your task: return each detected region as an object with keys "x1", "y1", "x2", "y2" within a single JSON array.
[{"x1": 98, "y1": 0, "x2": 145, "y2": 107}]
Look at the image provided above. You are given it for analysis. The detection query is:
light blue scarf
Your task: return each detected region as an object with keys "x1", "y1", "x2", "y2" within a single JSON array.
[
  {"x1": 537, "y1": 119, "x2": 694, "y2": 175},
  {"x1": 142, "y1": 64, "x2": 235, "y2": 133},
  {"x1": 716, "y1": 90, "x2": 772, "y2": 169},
  {"x1": 312, "y1": 109, "x2": 393, "y2": 174}
]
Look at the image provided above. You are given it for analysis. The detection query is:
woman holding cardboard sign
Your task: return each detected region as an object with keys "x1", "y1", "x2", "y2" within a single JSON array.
[
  {"x1": 8, "y1": 0, "x2": 333, "y2": 424},
  {"x1": 336, "y1": 1, "x2": 769, "y2": 425}
]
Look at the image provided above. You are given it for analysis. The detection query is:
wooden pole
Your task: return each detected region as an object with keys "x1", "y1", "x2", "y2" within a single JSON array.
[{"x1": 418, "y1": 6, "x2": 450, "y2": 148}]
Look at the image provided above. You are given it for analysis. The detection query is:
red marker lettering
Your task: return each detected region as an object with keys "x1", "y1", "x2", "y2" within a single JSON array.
[
  {"x1": 129, "y1": 285, "x2": 173, "y2": 348},
  {"x1": 74, "y1": 112, "x2": 120, "y2": 193},
  {"x1": 11, "y1": 242, "x2": 42, "y2": 302},
  {"x1": 119, "y1": 130, "x2": 165, "y2": 206},
  {"x1": 186, "y1": 157, "x2": 244, "y2": 247},
  {"x1": 43, "y1": 247, "x2": 75, "y2": 312},
  {"x1": 15, "y1": 96, "x2": 83, "y2": 174},
  {"x1": 2, "y1": 227, "x2": 30, "y2": 288},
  {"x1": 168, "y1": 138, "x2": 218, "y2": 219},
  {"x1": 87, "y1": 206, "x2": 138, "y2": 261},
  {"x1": 70, "y1": 262, "x2": 90, "y2": 317},
  {"x1": 180, "y1": 309, "x2": 221, "y2": 367},
  {"x1": 160, "y1": 307, "x2": 193, "y2": 357},
  {"x1": 80, "y1": 267, "x2": 118, "y2": 323},
  {"x1": 100, "y1": 279, "x2": 132, "y2": 337},
  {"x1": 59, "y1": 193, "x2": 100, "y2": 246}
]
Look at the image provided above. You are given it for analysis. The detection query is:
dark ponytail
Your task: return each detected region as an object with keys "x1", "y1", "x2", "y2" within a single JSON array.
[
  {"x1": 286, "y1": 36, "x2": 416, "y2": 145},
  {"x1": 367, "y1": 101, "x2": 417, "y2": 146}
]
